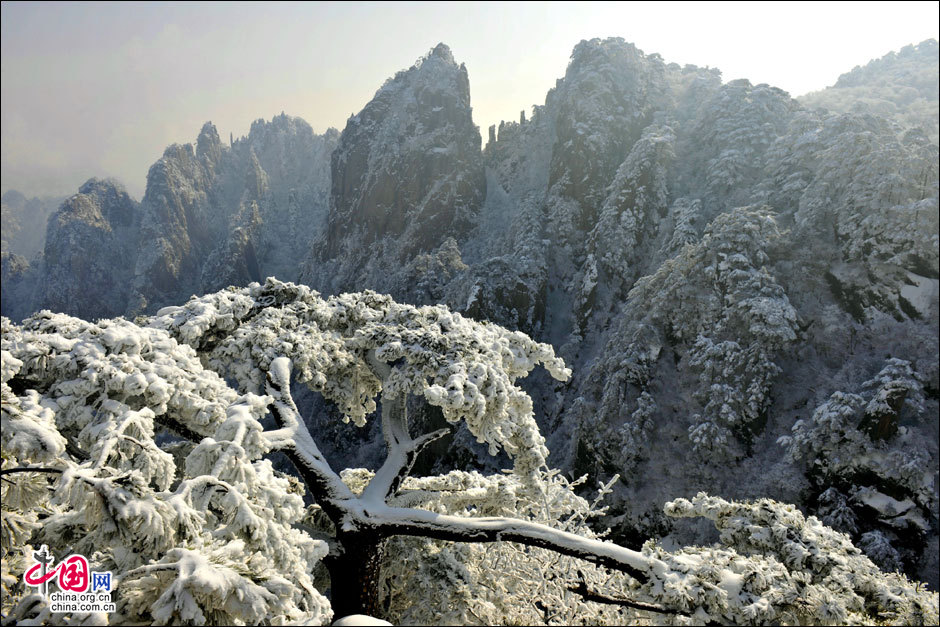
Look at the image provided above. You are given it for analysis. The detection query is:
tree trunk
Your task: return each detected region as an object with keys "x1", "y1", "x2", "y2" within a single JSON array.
[{"x1": 325, "y1": 532, "x2": 387, "y2": 619}]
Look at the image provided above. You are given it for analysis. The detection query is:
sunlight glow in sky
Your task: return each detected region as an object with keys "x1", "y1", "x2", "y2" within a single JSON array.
[{"x1": 2, "y1": 1, "x2": 938, "y2": 198}]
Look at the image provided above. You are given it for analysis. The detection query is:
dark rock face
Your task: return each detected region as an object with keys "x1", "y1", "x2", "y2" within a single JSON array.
[
  {"x1": 129, "y1": 138, "x2": 218, "y2": 313},
  {"x1": 240, "y1": 115, "x2": 338, "y2": 284},
  {"x1": 546, "y1": 38, "x2": 671, "y2": 228},
  {"x1": 40, "y1": 178, "x2": 140, "y2": 320},
  {"x1": 1, "y1": 190, "x2": 63, "y2": 321},
  {"x1": 308, "y1": 43, "x2": 485, "y2": 295}
]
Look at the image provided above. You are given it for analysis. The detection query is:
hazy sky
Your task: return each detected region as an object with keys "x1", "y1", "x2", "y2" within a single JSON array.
[{"x1": 2, "y1": 1, "x2": 938, "y2": 199}]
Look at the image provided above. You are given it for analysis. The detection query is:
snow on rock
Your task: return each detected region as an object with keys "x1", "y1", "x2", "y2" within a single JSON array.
[
  {"x1": 305, "y1": 43, "x2": 485, "y2": 297},
  {"x1": 38, "y1": 178, "x2": 141, "y2": 321},
  {"x1": 900, "y1": 271, "x2": 939, "y2": 318}
]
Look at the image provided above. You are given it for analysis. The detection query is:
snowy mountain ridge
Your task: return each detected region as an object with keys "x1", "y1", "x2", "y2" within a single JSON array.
[{"x1": 1, "y1": 38, "x2": 937, "y2": 588}]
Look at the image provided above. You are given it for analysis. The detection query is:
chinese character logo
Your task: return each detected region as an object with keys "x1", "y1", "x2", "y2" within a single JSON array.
[
  {"x1": 91, "y1": 572, "x2": 113, "y2": 593},
  {"x1": 23, "y1": 545, "x2": 113, "y2": 595},
  {"x1": 58, "y1": 555, "x2": 89, "y2": 592}
]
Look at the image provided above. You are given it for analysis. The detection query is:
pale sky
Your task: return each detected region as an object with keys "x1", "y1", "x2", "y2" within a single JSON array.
[{"x1": 2, "y1": 1, "x2": 938, "y2": 199}]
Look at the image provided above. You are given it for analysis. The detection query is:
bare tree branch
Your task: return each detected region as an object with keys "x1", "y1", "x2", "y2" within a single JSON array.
[
  {"x1": 260, "y1": 356, "x2": 658, "y2": 587},
  {"x1": 0, "y1": 467, "x2": 64, "y2": 477}
]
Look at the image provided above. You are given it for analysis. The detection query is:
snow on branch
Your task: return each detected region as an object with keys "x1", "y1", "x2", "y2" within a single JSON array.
[{"x1": 150, "y1": 278, "x2": 571, "y2": 487}]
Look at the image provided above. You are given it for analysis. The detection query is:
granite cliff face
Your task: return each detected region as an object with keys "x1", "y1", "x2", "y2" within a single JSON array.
[
  {"x1": 304, "y1": 43, "x2": 485, "y2": 295},
  {"x1": 0, "y1": 251, "x2": 36, "y2": 323},
  {"x1": 40, "y1": 178, "x2": 140, "y2": 320},
  {"x1": 1, "y1": 115, "x2": 337, "y2": 321},
  {"x1": 435, "y1": 39, "x2": 937, "y2": 586},
  {"x1": 129, "y1": 134, "x2": 220, "y2": 314},
  {"x1": 546, "y1": 39, "x2": 671, "y2": 230}
]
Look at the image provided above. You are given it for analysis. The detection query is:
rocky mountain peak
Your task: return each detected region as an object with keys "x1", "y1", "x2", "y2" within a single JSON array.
[
  {"x1": 428, "y1": 42, "x2": 455, "y2": 64},
  {"x1": 545, "y1": 38, "x2": 670, "y2": 219},
  {"x1": 1, "y1": 189, "x2": 62, "y2": 260},
  {"x1": 1, "y1": 189, "x2": 27, "y2": 206},
  {"x1": 568, "y1": 36, "x2": 641, "y2": 69},
  {"x1": 75, "y1": 177, "x2": 136, "y2": 227},
  {"x1": 308, "y1": 43, "x2": 484, "y2": 294},
  {"x1": 40, "y1": 177, "x2": 140, "y2": 320},
  {"x1": 196, "y1": 121, "x2": 223, "y2": 162}
]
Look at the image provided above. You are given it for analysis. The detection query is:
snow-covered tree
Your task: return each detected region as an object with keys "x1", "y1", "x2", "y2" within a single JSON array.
[
  {"x1": 654, "y1": 493, "x2": 938, "y2": 625},
  {"x1": 2, "y1": 279, "x2": 937, "y2": 625},
  {"x1": 799, "y1": 39, "x2": 939, "y2": 143},
  {"x1": 588, "y1": 124, "x2": 676, "y2": 292},
  {"x1": 678, "y1": 79, "x2": 797, "y2": 210},
  {"x1": 780, "y1": 359, "x2": 931, "y2": 504},
  {"x1": 1, "y1": 312, "x2": 331, "y2": 625},
  {"x1": 580, "y1": 206, "x2": 800, "y2": 469},
  {"x1": 779, "y1": 358, "x2": 935, "y2": 579}
]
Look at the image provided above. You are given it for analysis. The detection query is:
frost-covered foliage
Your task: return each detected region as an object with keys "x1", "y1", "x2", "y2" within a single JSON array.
[
  {"x1": 659, "y1": 197, "x2": 702, "y2": 258},
  {"x1": 778, "y1": 358, "x2": 935, "y2": 576},
  {"x1": 1, "y1": 312, "x2": 331, "y2": 624},
  {"x1": 584, "y1": 206, "x2": 799, "y2": 465},
  {"x1": 378, "y1": 470, "x2": 635, "y2": 626},
  {"x1": 1, "y1": 279, "x2": 572, "y2": 623},
  {"x1": 785, "y1": 114, "x2": 937, "y2": 268},
  {"x1": 149, "y1": 278, "x2": 570, "y2": 487},
  {"x1": 780, "y1": 358, "x2": 931, "y2": 504},
  {"x1": 3, "y1": 282, "x2": 938, "y2": 626},
  {"x1": 678, "y1": 79, "x2": 798, "y2": 209},
  {"x1": 649, "y1": 493, "x2": 938, "y2": 626},
  {"x1": 4, "y1": 34, "x2": 940, "y2": 621},
  {"x1": 587, "y1": 124, "x2": 676, "y2": 295},
  {"x1": 760, "y1": 110, "x2": 938, "y2": 325}
]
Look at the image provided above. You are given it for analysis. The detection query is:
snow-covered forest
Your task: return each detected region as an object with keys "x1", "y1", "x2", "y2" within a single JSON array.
[{"x1": 2, "y1": 36, "x2": 938, "y2": 626}]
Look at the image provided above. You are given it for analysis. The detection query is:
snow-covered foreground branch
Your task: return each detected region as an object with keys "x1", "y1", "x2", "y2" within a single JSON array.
[
  {"x1": 349, "y1": 503, "x2": 654, "y2": 582},
  {"x1": 262, "y1": 353, "x2": 655, "y2": 582},
  {"x1": 3, "y1": 280, "x2": 937, "y2": 625}
]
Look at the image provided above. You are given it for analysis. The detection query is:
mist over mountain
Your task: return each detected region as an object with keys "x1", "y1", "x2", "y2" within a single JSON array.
[
  {"x1": 1, "y1": 190, "x2": 63, "y2": 259},
  {"x1": 1, "y1": 190, "x2": 65, "y2": 322},
  {"x1": 2, "y1": 38, "x2": 937, "y2": 588},
  {"x1": 1, "y1": 115, "x2": 338, "y2": 320},
  {"x1": 801, "y1": 39, "x2": 939, "y2": 142}
]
